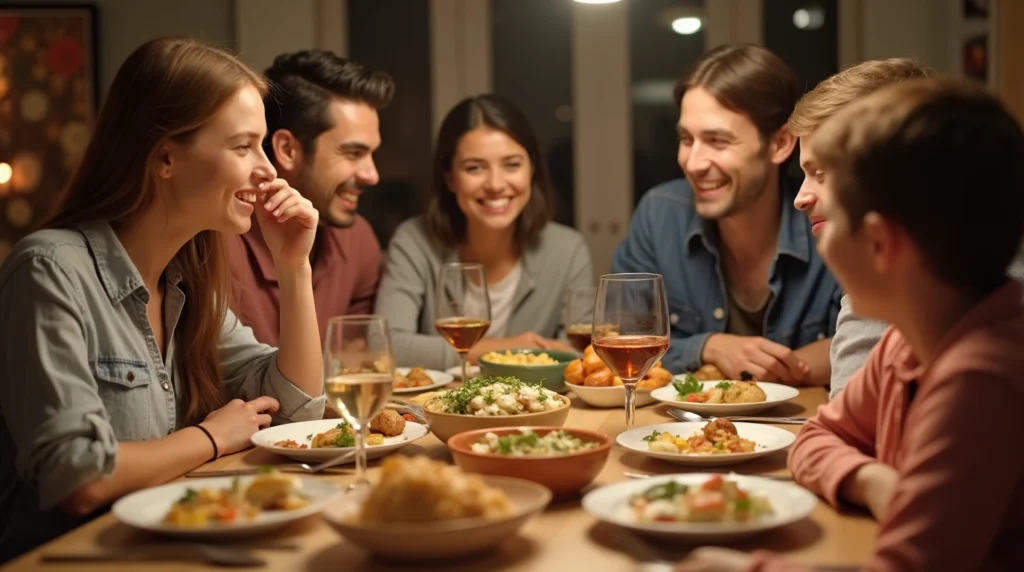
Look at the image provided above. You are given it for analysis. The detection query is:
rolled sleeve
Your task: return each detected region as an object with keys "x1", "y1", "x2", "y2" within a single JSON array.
[
  {"x1": 667, "y1": 331, "x2": 713, "y2": 374},
  {"x1": 0, "y1": 255, "x2": 119, "y2": 509},
  {"x1": 218, "y1": 309, "x2": 326, "y2": 423}
]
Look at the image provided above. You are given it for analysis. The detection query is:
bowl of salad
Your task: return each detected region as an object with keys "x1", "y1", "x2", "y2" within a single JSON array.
[
  {"x1": 447, "y1": 426, "x2": 612, "y2": 496},
  {"x1": 422, "y1": 376, "x2": 572, "y2": 443}
]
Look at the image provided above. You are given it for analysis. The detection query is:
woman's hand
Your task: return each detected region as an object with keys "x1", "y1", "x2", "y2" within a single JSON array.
[
  {"x1": 675, "y1": 547, "x2": 752, "y2": 571},
  {"x1": 199, "y1": 396, "x2": 280, "y2": 456},
  {"x1": 255, "y1": 179, "x2": 319, "y2": 272}
]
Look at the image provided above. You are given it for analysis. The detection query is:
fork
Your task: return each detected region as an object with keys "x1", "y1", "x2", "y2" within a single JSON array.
[
  {"x1": 666, "y1": 408, "x2": 806, "y2": 425},
  {"x1": 186, "y1": 449, "x2": 356, "y2": 478},
  {"x1": 386, "y1": 400, "x2": 428, "y2": 424}
]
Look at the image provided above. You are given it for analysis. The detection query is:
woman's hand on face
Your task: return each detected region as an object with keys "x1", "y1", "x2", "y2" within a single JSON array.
[
  {"x1": 199, "y1": 396, "x2": 280, "y2": 456},
  {"x1": 255, "y1": 179, "x2": 319, "y2": 272}
]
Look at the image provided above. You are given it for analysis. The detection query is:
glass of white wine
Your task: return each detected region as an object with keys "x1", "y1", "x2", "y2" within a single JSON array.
[{"x1": 323, "y1": 315, "x2": 394, "y2": 490}]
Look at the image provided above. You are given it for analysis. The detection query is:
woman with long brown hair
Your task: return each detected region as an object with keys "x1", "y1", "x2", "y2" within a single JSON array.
[{"x1": 0, "y1": 37, "x2": 324, "y2": 559}]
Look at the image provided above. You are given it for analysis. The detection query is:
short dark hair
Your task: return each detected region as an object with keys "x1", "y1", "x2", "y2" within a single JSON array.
[
  {"x1": 263, "y1": 50, "x2": 394, "y2": 162},
  {"x1": 674, "y1": 44, "x2": 802, "y2": 141},
  {"x1": 426, "y1": 94, "x2": 554, "y2": 249},
  {"x1": 811, "y1": 77, "x2": 1024, "y2": 296}
]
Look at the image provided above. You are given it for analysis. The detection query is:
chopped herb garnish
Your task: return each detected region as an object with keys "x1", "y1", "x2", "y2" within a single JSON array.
[
  {"x1": 715, "y1": 381, "x2": 733, "y2": 390},
  {"x1": 437, "y1": 376, "x2": 546, "y2": 414},
  {"x1": 641, "y1": 481, "x2": 688, "y2": 501},
  {"x1": 734, "y1": 497, "x2": 752, "y2": 512},
  {"x1": 643, "y1": 430, "x2": 662, "y2": 443},
  {"x1": 305, "y1": 433, "x2": 313, "y2": 440},
  {"x1": 180, "y1": 488, "x2": 198, "y2": 503},
  {"x1": 672, "y1": 374, "x2": 703, "y2": 398}
]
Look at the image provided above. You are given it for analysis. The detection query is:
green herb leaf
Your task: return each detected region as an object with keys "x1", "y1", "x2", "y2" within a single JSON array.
[
  {"x1": 672, "y1": 374, "x2": 703, "y2": 397},
  {"x1": 643, "y1": 430, "x2": 662, "y2": 443},
  {"x1": 715, "y1": 381, "x2": 733, "y2": 390},
  {"x1": 642, "y1": 481, "x2": 688, "y2": 501},
  {"x1": 734, "y1": 497, "x2": 752, "y2": 512},
  {"x1": 181, "y1": 488, "x2": 198, "y2": 503}
]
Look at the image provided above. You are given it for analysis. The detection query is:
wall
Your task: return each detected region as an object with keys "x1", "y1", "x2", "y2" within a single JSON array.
[
  {"x1": 846, "y1": 0, "x2": 955, "y2": 72},
  {"x1": 14, "y1": 0, "x2": 235, "y2": 96}
]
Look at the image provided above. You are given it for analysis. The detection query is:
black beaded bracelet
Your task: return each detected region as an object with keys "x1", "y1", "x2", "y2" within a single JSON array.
[{"x1": 195, "y1": 424, "x2": 219, "y2": 462}]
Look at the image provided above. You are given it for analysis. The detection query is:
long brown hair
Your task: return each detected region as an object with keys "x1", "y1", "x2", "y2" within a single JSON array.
[{"x1": 45, "y1": 37, "x2": 267, "y2": 425}]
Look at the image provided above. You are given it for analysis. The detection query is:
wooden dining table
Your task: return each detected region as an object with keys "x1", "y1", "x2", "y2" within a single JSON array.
[{"x1": 3, "y1": 387, "x2": 876, "y2": 571}]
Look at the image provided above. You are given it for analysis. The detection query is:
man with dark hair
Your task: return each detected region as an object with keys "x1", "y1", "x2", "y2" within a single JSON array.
[
  {"x1": 228, "y1": 50, "x2": 395, "y2": 345},
  {"x1": 612, "y1": 44, "x2": 840, "y2": 385}
]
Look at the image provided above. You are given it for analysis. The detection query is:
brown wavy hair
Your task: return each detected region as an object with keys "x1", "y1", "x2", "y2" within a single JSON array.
[{"x1": 45, "y1": 37, "x2": 267, "y2": 425}]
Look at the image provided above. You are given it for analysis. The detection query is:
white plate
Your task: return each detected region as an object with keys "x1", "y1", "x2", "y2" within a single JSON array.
[
  {"x1": 616, "y1": 422, "x2": 796, "y2": 466},
  {"x1": 112, "y1": 476, "x2": 340, "y2": 538},
  {"x1": 393, "y1": 367, "x2": 454, "y2": 394},
  {"x1": 250, "y1": 419, "x2": 430, "y2": 462},
  {"x1": 445, "y1": 364, "x2": 481, "y2": 379},
  {"x1": 566, "y1": 382, "x2": 657, "y2": 408},
  {"x1": 651, "y1": 379, "x2": 800, "y2": 415},
  {"x1": 582, "y1": 473, "x2": 817, "y2": 543}
]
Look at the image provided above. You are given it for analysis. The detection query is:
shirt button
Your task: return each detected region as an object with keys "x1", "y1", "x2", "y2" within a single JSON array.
[
  {"x1": 817, "y1": 332, "x2": 826, "y2": 341},
  {"x1": 670, "y1": 313, "x2": 679, "y2": 325},
  {"x1": 126, "y1": 371, "x2": 135, "y2": 383},
  {"x1": 713, "y1": 308, "x2": 725, "y2": 320},
  {"x1": 162, "y1": 382, "x2": 170, "y2": 391}
]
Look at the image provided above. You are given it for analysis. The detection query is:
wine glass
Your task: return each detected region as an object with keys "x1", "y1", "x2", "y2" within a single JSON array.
[
  {"x1": 564, "y1": 286, "x2": 597, "y2": 353},
  {"x1": 592, "y1": 273, "x2": 669, "y2": 428},
  {"x1": 434, "y1": 262, "x2": 491, "y2": 381},
  {"x1": 323, "y1": 315, "x2": 394, "y2": 490}
]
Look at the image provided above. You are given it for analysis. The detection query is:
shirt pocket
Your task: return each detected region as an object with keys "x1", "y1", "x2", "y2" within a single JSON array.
[
  {"x1": 667, "y1": 299, "x2": 703, "y2": 338},
  {"x1": 92, "y1": 357, "x2": 155, "y2": 438}
]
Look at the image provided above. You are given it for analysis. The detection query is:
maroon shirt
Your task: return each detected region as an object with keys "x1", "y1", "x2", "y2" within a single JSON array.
[{"x1": 227, "y1": 216, "x2": 381, "y2": 346}]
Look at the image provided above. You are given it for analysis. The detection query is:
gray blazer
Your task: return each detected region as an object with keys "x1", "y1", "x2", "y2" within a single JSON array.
[{"x1": 374, "y1": 216, "x2": 594, "y2": 370}]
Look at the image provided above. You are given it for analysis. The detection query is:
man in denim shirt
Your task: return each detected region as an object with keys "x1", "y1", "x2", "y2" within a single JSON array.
[{"x1": 613, "y1": 45, "x2": 840, "y2": 384}]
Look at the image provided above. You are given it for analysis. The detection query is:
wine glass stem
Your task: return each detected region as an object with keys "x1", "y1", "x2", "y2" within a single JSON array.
[
  {"x1": 623, "y1": 381, "x2": 638, "y2": 428},
  {"x1": 460, "y1": 352, "x2": 470, "y2": 382},
  {"x1": 353, "y1": 423, "x2": 368, "y2": 486}
]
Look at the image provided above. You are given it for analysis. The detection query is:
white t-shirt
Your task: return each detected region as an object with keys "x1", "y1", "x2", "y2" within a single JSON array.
[{"x1": 463, "y1": 262, "x2": 522, "y2": 339}]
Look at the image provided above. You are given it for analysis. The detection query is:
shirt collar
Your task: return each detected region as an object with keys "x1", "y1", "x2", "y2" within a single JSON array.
[
  {"x1": 78, "y1": 221, "x2": 184, "y2": 304},
  {"x1": 685, "y1": 176, "x2": 812, "y2": 264}
]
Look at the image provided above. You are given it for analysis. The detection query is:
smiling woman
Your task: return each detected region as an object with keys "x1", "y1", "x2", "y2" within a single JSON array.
[
  {"x1": 374, "y1": 94, "x2": 595, "y2": 370},
  {"x1": 0, "y1": 37, "x2": 325, "y2": 561}
]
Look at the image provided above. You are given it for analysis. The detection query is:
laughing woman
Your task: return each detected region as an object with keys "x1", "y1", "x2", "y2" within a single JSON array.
[
  {"x1": 374, "y1": 94, "x2": 594, "y2": 370},
  {"x1": 0, "y1": 38, "x2": 325, "y2": 560}
]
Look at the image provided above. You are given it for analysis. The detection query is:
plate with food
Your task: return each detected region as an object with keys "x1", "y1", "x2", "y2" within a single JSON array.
[
  {"x1": 563, "y1": 344, "x2": 672, "y2": 407},
  {"x1": 422, "y1": 376, "x2": 572, "y2": 442},
  {"x1": 650, "y1": 374, "x2": 800, "y2": 415},
  {"x1": 445, "y1": 364, "x2": 481, "y2": 380},
  {"x1": 250, "y1": 410, "x2": 429, "y2": 462},
  {"x1": 112, "y1": 468, "x2": 341, "y2": 538},
  {"x1": 394, "y1": 366, "x2": 453, "y2": 394},
  {"x1": 582, "y1": 472, "x2": 816, "y2": 542},
  {"x1": 323, "y1": 455, "x2": 551, "y2": 559},
  {"x1": 616, "y1": 420, "x2": 796, "y2": 466}
]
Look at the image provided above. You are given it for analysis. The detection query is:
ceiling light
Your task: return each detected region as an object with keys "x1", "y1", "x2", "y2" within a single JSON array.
[
  {"x1": 671, "y1": 17, "x2": 702, "y2": 35},
  {"x1": 793, "y1": 7, "x2": 826, "y2": 30}
]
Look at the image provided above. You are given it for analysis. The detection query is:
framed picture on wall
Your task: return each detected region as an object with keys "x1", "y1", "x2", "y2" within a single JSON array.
[{"x1": 0, "y1": 4, "x2": 98, "y2": 260}]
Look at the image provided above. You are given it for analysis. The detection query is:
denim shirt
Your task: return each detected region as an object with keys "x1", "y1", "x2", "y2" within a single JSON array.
[
  {"x1": 0, "y1": 222, "x2": 326, "y2": 560},
  {"x1": 612, "y1": 178, "x2": 841, "y2": 373}
]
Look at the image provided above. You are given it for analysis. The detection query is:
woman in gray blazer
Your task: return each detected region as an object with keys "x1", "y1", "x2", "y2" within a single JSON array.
[{"x1": 374, "y1": 94, "x2": 594, "y2": 370}]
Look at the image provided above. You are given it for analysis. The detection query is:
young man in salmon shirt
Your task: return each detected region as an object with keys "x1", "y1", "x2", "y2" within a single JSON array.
[
  {"x1": 677, "y1": 79, "x2": 1024, "y2": 572},
  {"x1": 227, "y1": 50, "x2": 394, "y2": 345}
]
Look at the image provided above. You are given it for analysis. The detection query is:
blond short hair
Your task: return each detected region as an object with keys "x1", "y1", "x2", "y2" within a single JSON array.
[{"x1": 788, "y1": 58, "x2": 934, "y2": 137}]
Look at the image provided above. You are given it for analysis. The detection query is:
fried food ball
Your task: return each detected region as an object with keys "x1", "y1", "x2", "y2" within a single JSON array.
[{"x1": 370, "y1": 409, "x2": 407, "y2": 436}]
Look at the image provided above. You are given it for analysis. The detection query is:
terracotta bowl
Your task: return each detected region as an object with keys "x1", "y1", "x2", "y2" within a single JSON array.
[
  {"x1": 447, "y1": 426, "x2": 613, "y2": 496},
  {"x1": 423, "y1": 394, "x2": 572, "y2": 443}
]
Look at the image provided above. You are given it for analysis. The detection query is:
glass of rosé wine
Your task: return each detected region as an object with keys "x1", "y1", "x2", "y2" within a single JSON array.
[
  {"x1": 592, "y1": 273, "x2": 669, "y2": 428},
  {"x1": 434, "y1": 263, "x2": 491, "y2": 382}
]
